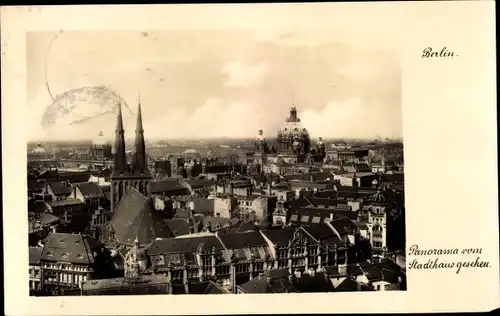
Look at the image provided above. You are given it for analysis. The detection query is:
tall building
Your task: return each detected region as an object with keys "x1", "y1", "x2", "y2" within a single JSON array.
[
  {"x1": 110, "y1": 100, "x2": 152, "y2": 211},
  {"x1": 276, "y1": 106, "x2": 311, "y2": 163}
]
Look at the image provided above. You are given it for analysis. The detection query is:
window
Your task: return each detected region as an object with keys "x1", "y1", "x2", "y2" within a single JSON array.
[
  {"x1": 309, "y1": 256, "x2": 318, "y2": 265},
  {"x1": 187, "y1": 269, "x2": 199, "y2": 279},
  {"x1": 253, "y1": 262, "x2": 264, "y2": 271},
  {"x1": 216, "y1": 213, "x2": 220, "y2": 217},
  {"x1": 216, "y1": 266, "x2": 230, "y2": 275},
  {"x1": 300, "y1": 215, "x2": 310, "y2": 223},
  {"x1": 155, "y1": 255, "x2": 165, "y2": 265},
  {"x1": 171, "y1": 269, "x2": 183, "y2": 280},
  {"x1": 76, "y1": 253, "x2": 84, "y2": 259},
  {"x1": 278, "y1": 250, "x2": 288, "y2": 259},
  {"x1": 278, "y1": 260, "x2": 288, "y2": 268},
  {"x1": 46, "y1": 251, "x2": 54, "y2": 257},
  {"x1": 202, "y1": 256, "x2": 211, "y2": 267},
  {"x1": 312, "y1": 216, "x2": 321, "y2": 224},
  {"x1": 290, "y1": 214, "x2": 298, "y2": 222},
  {"x1": 170, "y1": 253, "x2": 181, "y2": 264},
  {"x1": 61, "y1": 253, "x2": 69, "y2": 259}
]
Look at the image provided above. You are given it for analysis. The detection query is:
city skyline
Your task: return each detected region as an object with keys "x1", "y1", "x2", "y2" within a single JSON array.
[{"x1": 27, "y1": 30, "x2": 401, "y2": 141}]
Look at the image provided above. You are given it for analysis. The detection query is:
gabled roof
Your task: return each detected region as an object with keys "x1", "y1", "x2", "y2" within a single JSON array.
[
  {"x1": 301, "y1": 223, "x2": 340, "y2": 243},
  {"x1": 74, "y1": 182, "x2": 105, "y2": 199},
  {"x1": 238, "y1": 275, "x2": 296, "y2": 293},
  {"x1": 293, "y1": 272, "x2": 335, "y2": 292},
  {"x1": 111, "y1": 188, "x2": 174, "y2": 246},
  {"x1": 48, "y1": 181, "x2": 73, "y2": 196},
  {"x1": 41, "y1": 233, "x2": 103, "y2": 264},
  {"x1": 261, "y1": 227, "x2": 296, "y2": 246}
]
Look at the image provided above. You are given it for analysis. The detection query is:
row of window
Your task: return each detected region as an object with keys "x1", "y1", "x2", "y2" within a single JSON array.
[{"x1": 43, "y1": 263, "x2": 89, "y2": 272}]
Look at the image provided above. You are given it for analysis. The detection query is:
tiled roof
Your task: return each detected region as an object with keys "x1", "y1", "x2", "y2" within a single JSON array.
[
  {"x1": 238, "y1": 275, "x2": 296, "y2": 293},
  {"x1": 293, "y1": 272, "x2": 335, "y2": 292},
  {"x1": 146, "y1": 235, "x2": 224, "y2": 255},
  {"x1": 302, "y1": 223, "x2": 338, "y2": 242},
  {"x1": 163, "y1": 219, "x2": 191, "y2": 237},
  {"x1": 261, "y1": 227, "x2": 296, "y2": 246},
  {"x1": 217, "y1": 231, "x2": 268, "y2": 249},
  {"x1": 41, "y1": 233, "x2": 103, "y2": 264},
  {"x1": 309, "y1": 198, "x2": 349, "y2": 208},
  {"x1": 49, "y1": 181, "x2": 73, "y2": 196},
  {"x1": 110, "y1": 188, "x2": 174, "y2": 247},
  {"x1": 312, "y1": 190, "x2": 337, "y2": 198},
  {"x1": 185, "y1": 179, "x2": 216, "y2": 189},
  {"x1": 151, "y1": 180, "x2": 190, "y2": 194},
  {"x1": 188, "y1": 281, "x2": 229, "y2": 294},
  {"x1": 336, "y1": 186, "x2": 378, "y2": 195},
  {"x1": 202, "y1": 216, "x2": 232, "y2": 231},
  {"x1": 329, "y1": 217, "x2": 358, "y2": 236},
  {"x1": 58, "y1": 171, "x2": 92, "y2": 183},
  {"x1": 74, "y1": 182, "x2": 105, "y2": 199}
]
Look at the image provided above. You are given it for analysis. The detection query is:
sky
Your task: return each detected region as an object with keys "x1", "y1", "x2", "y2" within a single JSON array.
[{"x1": 27, "y1": 30, "x2": 401, "y2": 141}]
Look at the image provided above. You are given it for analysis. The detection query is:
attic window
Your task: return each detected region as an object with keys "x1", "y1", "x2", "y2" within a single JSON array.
[
  {"x1": 76, "y1": 254, "x2": 84, "y2": 259},
  {"x1": 46, "y1": 251, "x2": 54, "y2": 257},
  {"x1": 61, "y1": 253, "x2": 69, "y2": 259}
]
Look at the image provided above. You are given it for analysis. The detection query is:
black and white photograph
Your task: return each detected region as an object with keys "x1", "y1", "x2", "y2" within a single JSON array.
[{"x1": 26, "y1": 29, "x2": 406, "y2": 296}]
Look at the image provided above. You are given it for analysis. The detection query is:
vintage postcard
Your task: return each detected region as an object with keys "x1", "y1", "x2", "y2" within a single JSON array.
[{"x1": 1, "y1": 2, "x2": 498, "y2": 315}]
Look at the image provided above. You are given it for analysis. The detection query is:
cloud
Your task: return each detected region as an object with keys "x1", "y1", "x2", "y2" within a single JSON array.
[
  {"x1": 222, "y1": 61, "x2": 270, "y2": 87},
  {"x1": 300, "y1": 98, "x2": 401, "y2": 139},
  {"x1": 146, "y1": 98, "x2": 265, "y2": 139}
]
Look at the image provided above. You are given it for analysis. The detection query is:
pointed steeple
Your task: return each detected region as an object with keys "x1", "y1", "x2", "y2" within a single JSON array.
[
  {"x1": 113, "y1": 100, "x2": 127, "y2": 175},
  {"x1": 133, "y1": 100, "x2": 147, "y2": 174}
]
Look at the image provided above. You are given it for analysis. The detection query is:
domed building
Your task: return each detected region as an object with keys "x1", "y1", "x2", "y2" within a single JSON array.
[
  {"x1": 276, "y1": 106, "x2": 311, "y2": 161},
  {"x1": 90, "y1": 131, "x2": 112, "y2": 159}
]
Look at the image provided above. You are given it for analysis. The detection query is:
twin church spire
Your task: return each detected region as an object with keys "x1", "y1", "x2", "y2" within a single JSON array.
[{"x1": 112, "y1": 98, "x2": 149, "y2": 177}]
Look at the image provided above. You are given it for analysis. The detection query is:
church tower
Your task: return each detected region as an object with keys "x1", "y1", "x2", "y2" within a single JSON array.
[{"x1": 110, "y1": 99, "x2": 152, "y2": 211}]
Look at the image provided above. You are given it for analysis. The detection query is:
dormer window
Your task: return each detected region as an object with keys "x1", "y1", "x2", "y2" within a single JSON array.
[
  {"x1": 61, "y1": 252, "x2": 69, "y2": 259},
  {"x1": 76, "y1": 253, "x2": 84, "y2": 259},
  {"x1": 46, "y1": 251, "x2": 54, "y2": 257}
]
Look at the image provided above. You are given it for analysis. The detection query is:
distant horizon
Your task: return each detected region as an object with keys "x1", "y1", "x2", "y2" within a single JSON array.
[{"x1": 27, "y1": 135, "x2": 404, "y2": 144}]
